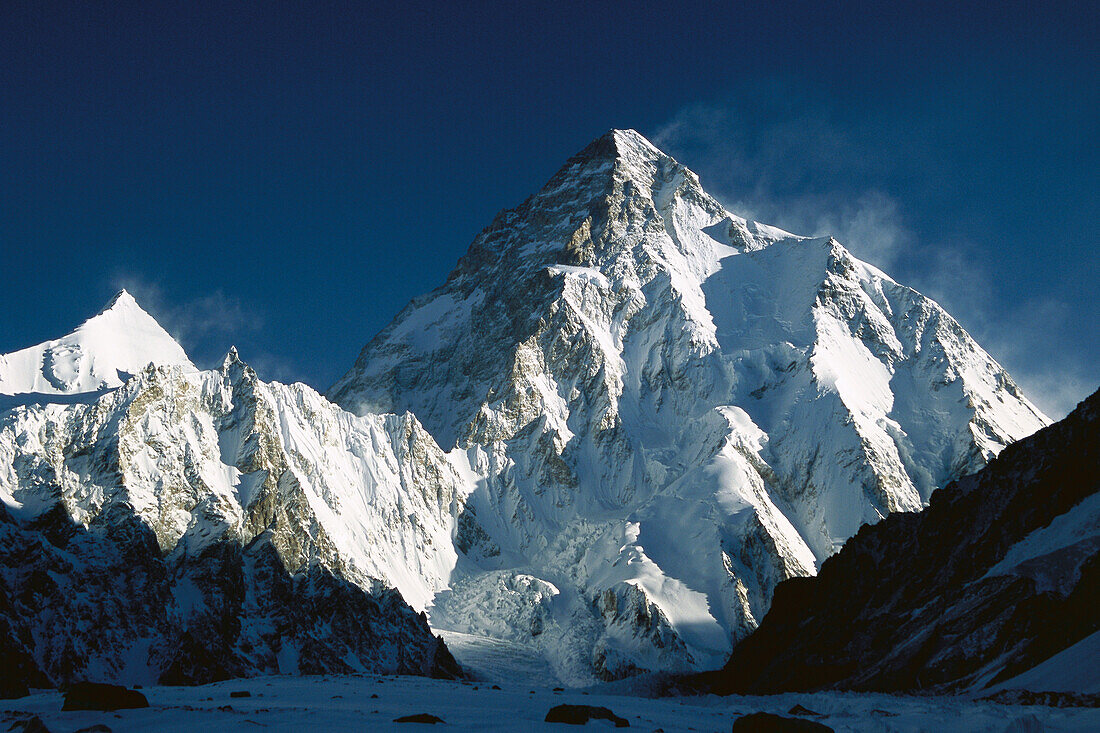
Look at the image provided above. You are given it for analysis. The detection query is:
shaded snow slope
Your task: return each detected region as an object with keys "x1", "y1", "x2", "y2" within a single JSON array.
[
  {"x1": 709, "y1": 387, "x2": 1099, "y2": 695},
  {"x1": 990, "y1": 630, "x2": 1100, "y2": 695},
  {"x1": 0, "y1": 290, "x2": 195, "y2": 398},
  {"x1": 330, "y1": 129, "x2": 1050, "y2": 684},
  {"x1": 435, "y1": 629, "x2": 560, "y2": 686}
]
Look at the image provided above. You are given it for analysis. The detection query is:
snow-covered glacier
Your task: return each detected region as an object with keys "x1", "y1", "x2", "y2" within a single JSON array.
[{"x1": 329, "y1": 129, "x2": 1049, "y2": 684}]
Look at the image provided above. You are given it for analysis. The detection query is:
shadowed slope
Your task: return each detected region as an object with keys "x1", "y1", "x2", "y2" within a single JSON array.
[{"x1": 706, "y1": 387, "x2": 1099, "y2": 694}]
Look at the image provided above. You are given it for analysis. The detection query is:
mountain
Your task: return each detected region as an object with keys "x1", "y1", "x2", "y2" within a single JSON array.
[
  {"x1": 0, "y1": 290, "x2": 195, "y2": 400},
  {"x1": 0, "y1": 298, "x2": 460, "y2": 696},
  {"x1": 330, "y1": 129, "x2": 1049, "y2": 684},
  {"x1": 0, "y1": 130, "x2": 1055, "y2": 691},
  {"x1": 706, "y1": 386, "x2": 1099, "y2": 695}
]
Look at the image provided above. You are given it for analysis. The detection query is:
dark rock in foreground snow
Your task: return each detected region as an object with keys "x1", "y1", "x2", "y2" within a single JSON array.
[
  {"x1": 732, "y1": 712, "x2": 833, "y2": 731},
  {"x1": 393, "y1": 713, "x2": 445, "y2": 724},
  {"x1": 544, "y1": 703, "x2": 630, "y2": 727},
  {"x1": 61, "y1": 682, "x2": 148, "y2": 711},
  {"x1": 8, "y1": 716, "x2": 52, "y2": 733}
]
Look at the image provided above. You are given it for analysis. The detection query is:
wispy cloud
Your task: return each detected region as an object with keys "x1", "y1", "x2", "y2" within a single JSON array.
[
  {"x1": 652, "y1": 98, "x2": 913, "y2": 271},
  {"x1": 109, "y1": 274, "x2": 264, "y2": 369},
  {"x1": 914, "y1": 245, "x2": 1090, "y2": 420},
  {"x1": 651, "y1": 94, "x2": 1091, "y2": 419}
]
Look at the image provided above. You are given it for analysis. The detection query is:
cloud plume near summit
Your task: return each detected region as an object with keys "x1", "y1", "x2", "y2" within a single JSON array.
[{"x1": 653, "y1": 93, "x2": 1093, "y2": 419}]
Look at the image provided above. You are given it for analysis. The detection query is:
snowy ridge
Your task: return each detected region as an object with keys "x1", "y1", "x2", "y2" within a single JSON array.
[
  {"x1": 0, "y1": 290, "x2": 195, "y2": 398},
  {"x1": 0, "y1": 326, "x2": 463, "y2": 686},
  {"x1": 331, "y1": 129, "x2": 1050, "y2": 684}
]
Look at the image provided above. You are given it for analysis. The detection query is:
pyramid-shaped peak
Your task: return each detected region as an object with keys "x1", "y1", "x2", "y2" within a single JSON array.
[
  {"x1": 606, "y1": 128, "x2": 664, "y2": 154},
  {"x1": 106, "y1": 287, "x2": 135, "y2": 306},
  {"x1": 222, "y1": 345, "x2": 242, "y2": 368},
  {"x1": 86, "y1": 288, "x2": 168, "y2": 330},
  {"x1": 612, "y1": 128, "x2": 666, "y2": 153},
  {"x1": 106, "y1": 286, "x2": 135, "y2": 305},
  {"x1": 523, "y1": 127, "x2": 699, "y2": 219},
  {"x1": 575, "y1": 128, "x2": 672, "y2": 167},
  {"x1": 93, "y1": 288, "x2": 146, "y2": 317},
  {"x1": 0, "y1": 289, "x2": 196, "y2": 397}
]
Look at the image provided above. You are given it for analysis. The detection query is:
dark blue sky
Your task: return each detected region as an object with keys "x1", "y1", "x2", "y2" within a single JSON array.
[{"x1": 1, "y1": 1, "x2": 1096, "y2": 416}]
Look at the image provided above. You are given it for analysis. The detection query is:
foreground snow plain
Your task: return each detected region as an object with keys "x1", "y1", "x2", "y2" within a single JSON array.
[{"x1": 4, "y1": 674, "x2": 1098, "y2": 732}]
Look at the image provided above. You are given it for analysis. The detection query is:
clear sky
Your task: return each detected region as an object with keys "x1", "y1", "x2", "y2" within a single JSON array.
[{"x1": 1, "y1": 1, "x2": 1096, "y2": 417}]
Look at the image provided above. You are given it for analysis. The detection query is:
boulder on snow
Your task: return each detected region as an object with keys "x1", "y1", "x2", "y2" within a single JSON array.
[
  {"x1": 544, "y1": 704, "x2": 629, "y2": 727},
  {"x1": 731, "y1": 712, "x2": 833, "y2": 731},
  {"x1": 61, "y1": 682, "x2": 149, "y2": 711},
  {"x1": 393, "y1": 713, "x2": 445, "y2": 724}
]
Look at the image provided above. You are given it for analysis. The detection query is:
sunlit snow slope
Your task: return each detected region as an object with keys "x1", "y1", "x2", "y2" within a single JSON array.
[
  {"x1": 331, "y1": 129, "x2": 1050, "y2": 684},
  {"x1": 0, "y1": 290, "x2": 195, "y2": 398}
]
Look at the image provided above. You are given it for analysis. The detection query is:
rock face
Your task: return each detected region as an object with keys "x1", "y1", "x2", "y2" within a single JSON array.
[
  {"x1": 329, "y1": 129, "x2": 1049, "y2": 683},
  {"x1": 708, "y1": 388, "x2": 1099, "y2": 695},
  {"x1": 0, "y1": 298, "x2": 461, "y2": 688}
]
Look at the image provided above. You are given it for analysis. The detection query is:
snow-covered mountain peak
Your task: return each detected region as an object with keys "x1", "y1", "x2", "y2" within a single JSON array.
[
  {"x1": 0, "y1": 290, "x2": 195, "y2": 398},
  {"x1": 96, "y1": 287, "x2": 139, "y2": 313},
  {"x1": 221, "y1": 345, "x2": 244, "y2": 370},
  {"x1": 330, "y1": 130, "x2": 1051, "y2": 684},
  {"x1": 577, "y1": 128, "x2": 668, "y2": 170},
  {"x1": 0, "y1": 130, "x2": 1062, "y2": 690}
]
